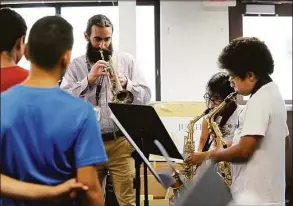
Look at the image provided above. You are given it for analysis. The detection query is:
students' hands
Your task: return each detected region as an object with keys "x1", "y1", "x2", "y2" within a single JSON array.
[
  {"x1": 185, "y1": 151, "x2": 211, "y2": 166},
  {"x1": 52, "y1": 178, "x2": 88, "y2": 203},
  {"x1": 225, "y1": 140, "x2": 233, "y2": 148},
  {"x1": 88, "y1": 60, "x2": 109, "y2": 85}
]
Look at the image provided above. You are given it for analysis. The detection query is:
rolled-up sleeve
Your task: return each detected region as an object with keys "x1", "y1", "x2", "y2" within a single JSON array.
[{"x1": 126, "y1": 56, "x2": 151, "y2": 105}]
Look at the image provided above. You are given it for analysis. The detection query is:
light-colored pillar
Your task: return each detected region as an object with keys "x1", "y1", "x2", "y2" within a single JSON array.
[{"x1": 118, "y1": 0, "x2": 136, "y2": 58}]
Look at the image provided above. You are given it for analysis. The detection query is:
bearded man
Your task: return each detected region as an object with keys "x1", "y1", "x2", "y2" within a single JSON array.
[{"x1": 60, "y1": 14, "x2": 151, "y2": 206}]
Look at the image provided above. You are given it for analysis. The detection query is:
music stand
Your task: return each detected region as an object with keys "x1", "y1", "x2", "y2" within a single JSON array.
[{"x1": 108, "y1": 103, "x2": 183, "y2": 206}]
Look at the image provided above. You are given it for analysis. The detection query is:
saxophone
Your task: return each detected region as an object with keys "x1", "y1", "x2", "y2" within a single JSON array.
[
  {"x1": 169, "y1": 108, "x2": 211, "y2": 205},
  {"x1": 206, "y1": 91, "x2": 238, "y2": 186},
  {"x1": 99, "y1": 50, "x2": 134, "y2": 104},
  {"x1": 182, "y1": 108, "x2": 211, "y2": 183}
]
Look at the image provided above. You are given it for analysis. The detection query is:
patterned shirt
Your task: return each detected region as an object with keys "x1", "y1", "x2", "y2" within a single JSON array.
[
  {"x1": 206, "y1": 105, "x2": 243, "y2": 149},
  {"x1": 60, "y1": 51, "x2": 151, "y2": 134}
]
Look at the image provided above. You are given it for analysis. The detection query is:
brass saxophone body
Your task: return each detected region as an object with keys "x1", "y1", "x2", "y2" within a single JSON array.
[
  {"x1": 99, "y1": 50, "x2": 134, "y2": 104},
  {"x1": 182, "y1": 108, "x2": 211, "y2": 183},
  {"x1": 169, "y1": 108, "x2": 211, "y2": 205},
  {"x1": 206, "y1": 91, "x2": 238, "y2": 186}
]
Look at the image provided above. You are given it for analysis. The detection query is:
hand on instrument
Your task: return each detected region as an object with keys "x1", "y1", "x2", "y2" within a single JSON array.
[
  {"x1": 88, "y1": 60, "x2": 109, "y2": 84},
  {"x1": 119, "y1": 74, "x2": 128, "y2": 89},
  {"x1": 53, "y1": 178, "x2": 88, "y2": 203},
  {"x1": 185, "y1": 151, "x2": 210, "y2": 166}
]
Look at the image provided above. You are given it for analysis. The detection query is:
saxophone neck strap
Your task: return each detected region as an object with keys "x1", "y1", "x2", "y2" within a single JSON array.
[
  {"x1": 250, "y1": 75, "x2": 272, "y2": 98},
  {"x1": 218, "y1": 101, "x2": 237, "y2": 128}
]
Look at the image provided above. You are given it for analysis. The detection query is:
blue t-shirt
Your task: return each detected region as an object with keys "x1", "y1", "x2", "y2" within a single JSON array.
[{"x1": 0, "y1": 85, "x2": 108, "y2": 206}]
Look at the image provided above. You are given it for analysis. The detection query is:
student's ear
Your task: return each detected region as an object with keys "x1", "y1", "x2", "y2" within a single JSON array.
[
  {"x1": 62, "y1": 50, "x2": 72, "y2": 69},
  {"x1": 84, "y1": 32, "x2": 90, "y2": 42},
  {"x1": 24, "y1": 44, "x2": 30, "y2": 61},
  {"x1": 247, "y1": 72, "x2": 256, "y2": 82},
  {"x1": 14, "y1": 36, "x2": 26, "y2": 63},
  {"x1": 15, "y1": 36, "x2": 25, "y2": 50}
]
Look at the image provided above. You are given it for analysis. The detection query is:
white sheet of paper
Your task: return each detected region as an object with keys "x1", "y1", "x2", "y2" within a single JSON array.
[
  {"x1": 159, "y1": 117, "x2": 203, "y2": 153},
  {"x1": 149, "y1": 117, "x2": 203, "y2": 162}
]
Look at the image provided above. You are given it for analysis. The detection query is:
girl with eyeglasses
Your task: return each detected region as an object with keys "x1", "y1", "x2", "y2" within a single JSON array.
[{"x1": 197, "y1": 72, "x2": 242, "y2": 153}]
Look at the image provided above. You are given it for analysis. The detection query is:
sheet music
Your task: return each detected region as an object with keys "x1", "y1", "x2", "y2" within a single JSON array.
[
  {"x1": 160, "y1": 117, "x2": 203, "y2": 153},
  {"x1": 149, "y1": 117, "x2": 203, "y2": 162}
]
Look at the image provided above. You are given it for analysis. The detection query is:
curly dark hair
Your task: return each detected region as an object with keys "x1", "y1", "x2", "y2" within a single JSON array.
[
  {"x1": 85, "y1": 14, "x2": 113, "y2": 35},
  {"x1": 217, "y1": 37, "x2": 274, "y2": 79},
  {"x1": 205, "y1": 72, "x2": 235, "y2": 100}
]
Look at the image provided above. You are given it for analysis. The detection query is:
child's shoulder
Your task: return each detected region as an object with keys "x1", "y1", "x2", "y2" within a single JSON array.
[{"x1": 58, "y1": 90, "x2": 94, "y2": 112}]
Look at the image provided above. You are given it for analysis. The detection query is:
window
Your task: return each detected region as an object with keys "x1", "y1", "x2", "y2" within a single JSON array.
[
  {"x1": 12, "y1": 7, "x2": 56, "y2": 70},
  {"x1": 6, "y1": 3, "x2": 158, "y2": 100},
  {"x1": 61, "y1": 6, "x2": 119, "y2": 59},
  {"x1": 242, "y1": 16, "x2": 292, "y2": 101},
  {"x1": 136, "y1": 6, "x2": 156, "y2": 101}
]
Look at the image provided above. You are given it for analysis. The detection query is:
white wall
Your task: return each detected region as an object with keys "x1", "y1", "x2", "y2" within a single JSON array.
[{"x1": 160, "y1": 1, "x2": 230, "y2": 101}]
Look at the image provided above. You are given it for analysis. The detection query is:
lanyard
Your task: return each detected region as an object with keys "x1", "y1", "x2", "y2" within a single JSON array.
[{"x1": 86, "y1": 59, "x2": 103, "y2": 105}]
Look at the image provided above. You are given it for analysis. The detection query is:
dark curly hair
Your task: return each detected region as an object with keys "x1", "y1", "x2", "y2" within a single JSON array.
[
  {"x1": 206, "y1": 72, "x2": 235, "y2": 100},
  {"x1": 217, "y1": 37, "x2": 274, "y2": 79},
  {"x1": 85, "y1": 14, "x2": 113, "y2": 35}
]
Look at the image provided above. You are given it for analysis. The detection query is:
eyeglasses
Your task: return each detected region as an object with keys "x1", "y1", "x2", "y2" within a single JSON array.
[
  {"x1": 229, "y1": 75, "x2": 238, "y2": 82},
  {"x1": 203, "y1": 93, "x2": 223, "y2": 104}
]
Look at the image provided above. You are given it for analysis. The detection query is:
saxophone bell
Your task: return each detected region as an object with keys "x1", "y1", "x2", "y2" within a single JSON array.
[{"x1": 170, "y1": 170, "x2": 184, "y2": 189}]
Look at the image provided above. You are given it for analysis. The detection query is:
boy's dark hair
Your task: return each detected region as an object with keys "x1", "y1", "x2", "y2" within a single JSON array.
[
  {"x1": 206, "y1": 72, "x2": 234, "y2": 100},
  {"x1": 28, "y1": 16, "x2": 73, "y2": 70},
  {"x1": 0, "y1": 8, "x2": 27, "y2": 53},
  {"x1": 85, "y1": 14, "x2": 113, "y2": 35},
  {"x1": 217, "y1": 37, "x2": 274, "y2": 79}
]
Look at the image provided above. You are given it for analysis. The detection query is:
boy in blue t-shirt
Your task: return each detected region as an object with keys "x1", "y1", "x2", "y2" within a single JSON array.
[{"x1": 1, "y1": 16, "x2": 107, "y2": 206}]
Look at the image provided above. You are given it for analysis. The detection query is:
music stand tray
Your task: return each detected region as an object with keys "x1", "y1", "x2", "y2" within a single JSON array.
[{"x1": 108, "y1": 103, "x2": 183, "y2": 206}]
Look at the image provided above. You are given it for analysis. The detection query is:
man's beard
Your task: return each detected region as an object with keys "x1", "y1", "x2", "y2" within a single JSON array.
[{"x1": 86, "y1": 42, "x2": 113, "y2": 63}]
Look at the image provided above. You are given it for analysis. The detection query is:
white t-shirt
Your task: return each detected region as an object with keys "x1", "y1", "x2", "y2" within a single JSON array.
[{"x1": 230, "y1": 82, "x2": 289, "y2": 206}]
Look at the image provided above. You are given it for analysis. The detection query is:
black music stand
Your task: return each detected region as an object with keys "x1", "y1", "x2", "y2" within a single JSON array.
[{"x1": 108, "y1": 103, "x2": 183, "y2": 206}]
